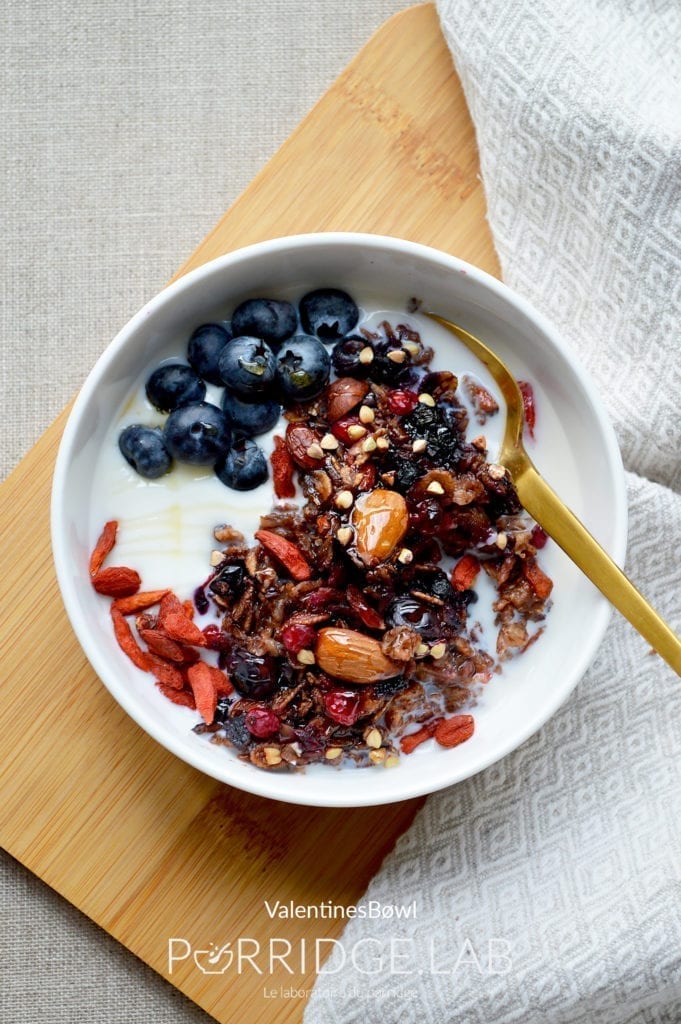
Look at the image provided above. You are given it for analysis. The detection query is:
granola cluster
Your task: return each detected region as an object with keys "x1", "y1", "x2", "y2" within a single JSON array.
[{"x1": 186, "y1": 321, "x2": 553, "y2": 770}]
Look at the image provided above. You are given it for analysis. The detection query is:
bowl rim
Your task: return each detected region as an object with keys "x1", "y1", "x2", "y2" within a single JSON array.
[{"x1": 51, "y1": 231, "x2": 628, "y2": 807}]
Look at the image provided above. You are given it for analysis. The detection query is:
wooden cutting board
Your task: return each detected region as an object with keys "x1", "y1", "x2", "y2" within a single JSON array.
[{"x1": 0, "y1": 5, "x2": 498, "y2": 1021}]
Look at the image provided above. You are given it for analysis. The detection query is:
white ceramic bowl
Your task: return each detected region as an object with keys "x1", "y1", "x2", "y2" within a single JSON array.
[{"x1": 51, "y1": 233, "x2": 627, "y2": 807}]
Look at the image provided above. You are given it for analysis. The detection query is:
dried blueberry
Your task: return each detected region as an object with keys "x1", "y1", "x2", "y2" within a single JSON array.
[
  {"x1": 331, "y1": 335, "x2": 371, "y2": 378},
  {"x1": 209, "y1": 560, "x2": 246, "y2": 599},
  {"x1": 386, "y1": 597, "x2": 439, "y2": 638}
]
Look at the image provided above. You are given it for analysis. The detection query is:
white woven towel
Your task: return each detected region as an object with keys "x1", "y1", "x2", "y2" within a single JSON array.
[{"x1": 305, "y1": 2, "x2": 681, "y2": 1020}]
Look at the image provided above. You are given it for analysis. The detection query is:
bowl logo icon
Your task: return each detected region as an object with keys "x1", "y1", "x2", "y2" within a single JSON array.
[{"x1": 193, "y1": 942, "x2": 233, "y2": 974}]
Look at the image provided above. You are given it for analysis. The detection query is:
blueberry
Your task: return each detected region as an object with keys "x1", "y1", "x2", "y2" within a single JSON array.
[
  {"x1": 275, "y1": 335, "x2": 331, "y2": 401},
  {"x1": 118, "y1": 424, "x2": 172, "y2": 479},
  {"x1": 221, "y1": 390, "x2": 281, "y2": 437},
  {"x1": 145, "y1": 362, "x2": 206, "y2": 412},
  {"x1": 228, "y1": 649, "x2": 278, "y2": 699},
  {"x1": 299, "y1": 288, "x2": 359, "y2": 342},
  {"x1": 163, "y1": 402, "x2": 230, "y2": 465},
  {"x1": 218, "y1": 337, "x2": 276, "y2": 398},
  {"x1": 187, "y1": 323, "x2": 232, "y2": 385},
  {"x1": 215, "y1": 437, "x2": 268, "y2": 491},
  {"x1": 331, "y1": 335, "x2": 371, "y2": 378},
  {"x1": 231, "y1": 298, "x2": 297, "y2": 350}
]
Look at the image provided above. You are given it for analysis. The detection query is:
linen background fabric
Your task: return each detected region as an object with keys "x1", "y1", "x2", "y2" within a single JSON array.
[
  {"x1": 305, "y1": 1, "x2": 681, "y2": 1021},
  {"x1": 0, "y1": 2, "x2": 411, "y2": 1022}
]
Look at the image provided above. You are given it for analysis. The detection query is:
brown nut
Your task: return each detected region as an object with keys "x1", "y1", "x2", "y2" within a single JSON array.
[
  {"x1": 351, "y1": 489, "x2": 408, "y2": 565},
  {"x1": 315, "y1": 627, "x2": 403, "y2": 684},
  {"x1": 325, "y1": 378, "x2": 370, "y2": 422}
]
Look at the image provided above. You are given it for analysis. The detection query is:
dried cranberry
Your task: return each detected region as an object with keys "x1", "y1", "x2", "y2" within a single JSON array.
[
  {"x1": 331, "y1": 415, "x2": 362, "y2": 445},
  {"x1": 245, "y1": 707, "x2": 281, "y2": 739},
  {"x1": 323, "y1": 689, "x2": 361, "y2": 726},
  {"x1": 347, "y1": 585, "x2": 385, "y2": 630},
  {"x1": 281, "y1": 622, "x2": 316, "y2": 655},
  {"x1": 531, "y1": 525, "x2": 548, "y2": 549},
  {"x1": 301, "y1": 586, "x2": 344, "y2": 611},
  {"x1": 202, "y1": 623, "x2": 230, "y2": 650},
  {"x1": 193, "y1": 585, "x2": 210, "y2": 615},
  {"x1": 228, "y1": 649, "x2": 279, "y2": 699},
  {"x1": 295, "y1": 723, "x2": 326, "y2": 756},
  {"x1": 408, "y1": 497, "x2": 443, "y2": 534},
  {"x1": 518, "y1": 380, "x2": 536, "y2": 438},
  {"x1": 386, "y1": 389, "x2": 418, "y2": 415}
]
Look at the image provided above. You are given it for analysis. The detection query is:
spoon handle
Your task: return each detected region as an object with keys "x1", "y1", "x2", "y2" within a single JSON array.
[{"x1": 514, "y1": 461, "x2": 681, "y2": 676}]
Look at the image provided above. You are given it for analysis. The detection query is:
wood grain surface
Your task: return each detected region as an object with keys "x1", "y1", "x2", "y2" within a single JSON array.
[{"x1": 0, "y1": 5, "x2": 498, "y2": 1021}]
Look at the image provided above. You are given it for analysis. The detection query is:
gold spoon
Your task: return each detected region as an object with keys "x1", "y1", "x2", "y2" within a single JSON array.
[{"x1": 428, "y1": 313, "x2": 681, "y2": 676}]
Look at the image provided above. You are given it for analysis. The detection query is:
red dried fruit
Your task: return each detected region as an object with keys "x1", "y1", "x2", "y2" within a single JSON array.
[
  {"x1": 325, "y1": 377, "x2": 370, "y2": 422},
  {"x1": 162, "y1": 611, "x2": 208, "y2": 647},
  {"x1": 89, "y1": 520, "x2": 118, "y2": 577},
  {"x1": 434, "y1": 714, "x2": 474, "y2": 748},
  {"x1": 451, "y1": 553, "x2": 480, "y2": 591},
  {"x1": 245, "y1": 707, "x2": 281, "y2": 739},
  {"x1": 157, "y1": 682, "x2": 196, "y2": 709},
  {"x1": 183, "y1": 599, "x2": 195, "y2": 620},
  {"x1": 92, "y1": 565, "x2": 141, "y2": 598},
  {"x1": 112, "y1": 589, "x2": 169, "y2": 615},
  {"x1": 110, "y1": 605, "x2": 151, "y2": 672},
  {"x1": 202, "y1": 624, "x2": 230, "y2": 650},
  {"x1": 523, "y1": 555, "x2": 553, "y2": 600},
  {"x1": 281, "y1": 622, "x2": 317, "y2": 655},
  {"x1": 386, "y1": 389, "x2": 418, "y2": 415},
  {"x1": 530, "y1": 525, "x2": 548, "y2": 550},
  {"x1": 346, "y1": 585, "x2": 385, "y2": 630},
  {"x1": 139, "y1": 628, "x2": 186, "y2": 662},
  {"x1": 255, "y1": 529, "x2": 312, "y2": 582},
  {"x1": 331, "y1": 415, "x2": 362, "y2": 446},
  {"x1": 187, "y1": 662, "x2": 218, "y2": 724},
  {"x1": 271, "y1": 435, "x2": 296, "y2": 499},
  {"x1": 147, "y1": 653, "x2": 185, "y2": 689},
  {"x1": 518, "y1": 380, "x2": 536, "y2": 439},
  {"x1": 285, "y1": 422, "x2": 323, "y2": 469},
  {"x1": 301, "y1": 586, "x2": 343, "y2": 612},
  {"x1": 400, "y1": 720, "x2": 440, "y2": 755},
  {"x1": 157, "y1": 591, "x2": 186, "y2": 628},
  {"x1": 323, "y1": 689, "x2": 361, "y2": 726}
]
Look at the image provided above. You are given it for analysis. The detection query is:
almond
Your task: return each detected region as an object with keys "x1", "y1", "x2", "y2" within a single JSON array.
[
  {"x1": 351, "y1": 488, "x2": 408, "y2": 565},
  {"x1": 325, "y1": 377, "x2": 370, "y2": 422},
  {"x1": 315, "y1": 627, "x2": 403, "y2": 684}
]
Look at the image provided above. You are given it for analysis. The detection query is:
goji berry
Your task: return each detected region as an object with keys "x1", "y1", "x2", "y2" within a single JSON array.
[
  {"x1": 434, "y1": 714, "x2": 474, "y2": 748},
  {"x1": 92, "y1": 566, "x2": 141, "y2": 598},
  {"x1": 255, "y1": 529, "x2": 312, "y2": 582},
  {"x1": 89, "y1": 520, "x2": 118, "y2": 577}
]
